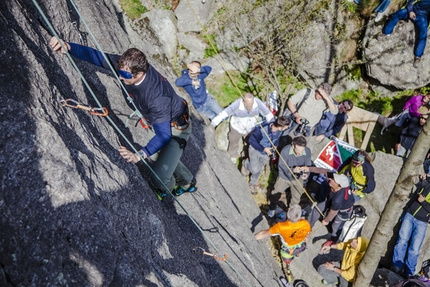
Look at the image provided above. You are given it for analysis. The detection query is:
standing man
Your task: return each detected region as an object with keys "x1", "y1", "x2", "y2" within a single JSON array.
[
  {"x1": 314, "y1": 100, "x2": 354, "y2": 142},
  {"x1": 392, "y1": 179, "x2": 430, "y2": 278},
  {"x1": 395, "y1": 114, "x2": 428, "y2": 158},
  {"x1": 285, "y1": 83, "x2": 338, "y2": 137},
  {"x1": 268, "y1": 136, "x2": 312, "y2": 216},
  {"x1": 242, "y1": 116, "x2": 291, "y2": 194},
  {"x1": 255, "y1": 205, "x2": 311, "y2": 267},
  {"x1": 211, "y1": 93, "x2": 274, "y2": 163},
  {"x1": 313, "y1": 237, "x2": 369, "y2": 286},
  {"x1": 175, "y1": 61, "x2": 223, "y2": 120},
  {"x1": 378, "y1": 0, "x2": 430, "y2": 67},
  {"x1": 49, "y1": 37, "x2": 195, "y2": 199}
]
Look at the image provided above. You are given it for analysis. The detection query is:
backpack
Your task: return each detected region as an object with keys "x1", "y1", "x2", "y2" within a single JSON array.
[{"x1": 339, "y1": 205, "x2": 367, "y2": 242}]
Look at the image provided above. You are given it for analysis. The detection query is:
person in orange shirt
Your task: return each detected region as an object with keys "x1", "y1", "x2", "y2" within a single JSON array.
[{"x1": 255, "y1": 205, "x2": 311, "y2": 265}]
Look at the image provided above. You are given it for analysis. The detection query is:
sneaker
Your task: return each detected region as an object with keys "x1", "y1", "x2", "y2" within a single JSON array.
[
  {"x1": 321, "y1": 279, "x2": 330, "y2": 285},
  {"x1": 241, "y1": 163, "x2": 250, "y2": 176},
  {"x1": 322, "y1": 240, "x2": 334, "y2": 248},
  {"x1": 375, "y1": 12, "x2": 385, "y2": 22},
  {"x1": 250, "y1": 184, "x2": 257, "y2": 195},
  {"x1": 173, "y1": 180, "x2": 197, "y2": 196},
  {"x1": 279, "y1": 276, "x2": 291, "y2": 287},
  {"x1": 230, "y1": 157, "x2": 237, "y2": 164},
  {"x1": 414, "y1": 57, "x2": 421, "y2": 68},
  {"x1": 153, "y1": 189, "x2": 167, "y2": 201}
]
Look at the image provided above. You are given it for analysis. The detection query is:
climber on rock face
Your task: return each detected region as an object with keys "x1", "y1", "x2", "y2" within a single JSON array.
[{"x1": 49, "y1": 37, "x2": 196, "y2": 199}]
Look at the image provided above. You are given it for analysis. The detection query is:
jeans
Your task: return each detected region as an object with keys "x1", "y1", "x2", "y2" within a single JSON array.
[
  {"x1": 392, "y1": 212, "x2": 428, "y2": 276},
  {"x1": 151, "y1": 119, "x2": 193, "y2": 191},
  {"x1": 374, "y1": 0, "x2": 390, "y2": 13},
  {"x1": 244, "y1": 145, "x2": 270, "y2": 185},
  {"x1": 195, "y1": 95, "x2": 223, "y2": 120},
  {"x1": 383, "y1": 8, "x2": 429, "y2": 57}
]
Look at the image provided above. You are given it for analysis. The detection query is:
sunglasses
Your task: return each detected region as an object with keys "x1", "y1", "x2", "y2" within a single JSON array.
[
  {"x1": 420, "y1": 116, "x2": 428, "y2": 120},
  {"x1": 118, "y1": 69, "x2": 133, "y2": 79}
]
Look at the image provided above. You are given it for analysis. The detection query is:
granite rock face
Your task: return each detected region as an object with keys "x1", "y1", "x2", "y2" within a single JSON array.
[{"x1": 0, "y1": 0, "x2": 281, "y2": 286}]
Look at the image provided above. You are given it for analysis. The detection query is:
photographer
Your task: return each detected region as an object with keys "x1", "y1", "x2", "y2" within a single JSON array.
[
  {"x1": 268, "y1": 136, "x2": 312, "y2": 217},
  {"x1": 285, "y1": 83, "x2": 338, "y2": 138},
  {"x1": 242, "y1": 116, "x2": 291, "y2": 194}
]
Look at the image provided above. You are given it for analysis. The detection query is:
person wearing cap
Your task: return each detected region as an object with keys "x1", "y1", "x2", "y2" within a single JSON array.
[
  {"x1": 338, "y1": 150, "x2": 375, "y2": 202},
  {"x1": 391, "y1": 178, "x2": 430, "y2": 278},
  {"x1": 211, "y1": 93, "x2": 274, "y2": 163},
  {"x1": 175, "y1": 61, "x2": 223, "y2": 120},
  {"x1": 312, "y1": 237, "x2": 369, "y2": 286},
  {"x1": 305, "y1": 173, "x2": 354, "y2": 244},
  {"x1": 255, "y1": 205, "x2": 312, "y2": 266},
  {"x1": 395, "y1": 113, "x2": 428, "y2": 158}
]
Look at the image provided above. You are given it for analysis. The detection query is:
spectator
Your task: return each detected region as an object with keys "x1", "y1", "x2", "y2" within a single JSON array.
[
  {"x1": 175, "y1": 61, "x2": 223, "y2": 120},
  {"x1": 379, "y1": 93, "x2": 430, "y2": 134},
  {"x1": 255, "y1": 205, "x2": 311, "y2": 266},
  {"x1": 313, "y1": 237, "x2": 369, "y2": 286},
  {"x1": 378, "y1": 0, "x2": 430, "y2": 67},
  {"x1": 211, "y1": 93, "x2": 274, "y2": 163},
  {"x1": 395, "y1": 114, "x2": 428, "y2": 158},
  {"x1": 307, "y1": 173, "x2": 354, "y2": 244},
  {"x1": 49, "y1": 37, "x2": 195, "y2": 199},
  {"x1": 268, "y1": 136, "x2": 312, "y2": 216},
  {"x1": 392, "y1": 179, "x2": 430, "y2": 278},
  {"x1": 284, "y1": 83, "x2": 338, "y2": 138},
  {"x1": 314, "y1": 99, "x2": 354, "y2": 142},
  {"x1": 423, "y1": 149, "x2": 430, "y2": 175},
  {"x1": 242, "y1": 116, "x2": 291, "y2": 194}
]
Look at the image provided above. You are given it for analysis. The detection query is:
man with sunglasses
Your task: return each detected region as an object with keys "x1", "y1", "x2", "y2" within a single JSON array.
[
  {"x1": 314, "y1": 100, "x2": 354, "y2": 142},
  {"x1": 49, "y1": 37, "x2": 196, "y2": 199},
  {"x1": 395, "y1": 114, "x2": 428, "y2": 158}
]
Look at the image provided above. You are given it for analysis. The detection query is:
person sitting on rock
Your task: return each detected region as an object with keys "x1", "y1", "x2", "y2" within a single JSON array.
[
  {"x1": 241, "y1": 116, "x2": 291, "y2": 195},
  {"x1": 395, "y1": 114, "x2": 428, "y2": 158},
  {"x1": 313, "y1": 237, "x2": 369, "y2": 286},
  {"x1": 211, "y1": 93, "x2": 274, "y2": 164},
  {"x1": 175, "y1": 61, "x2": 223, "y2": 120},
  {"x1": 379, "y1": 93, "x2": 430, "y2": 134},
  {"x1": 378, "y1": 0, "x2": 430, "y2": 68},
  {"x1": 255, "y1": 205, "x2": 311, "y2": 267},
  {"x1": 314, "y1": 99, "x2": 354, "y2": 142}
]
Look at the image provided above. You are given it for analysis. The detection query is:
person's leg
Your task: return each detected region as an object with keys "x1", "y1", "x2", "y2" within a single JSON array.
[
  {"x1": 205, "y1": 95, "x2": 223, "y2": 118},
  {"x1": 289, "y1": 179, "x2": 304, "y2": 207},
  {"x1": 330, "y1": 210, "x2": 352, "y2": 241},
  {"x1": 308, "y1": 201, "x2": 326, "y2": 227},
  {"x1": 396, "y1": 145, "x2": 407, "y2": 157},
  {"x1": 392, "y1": 213, "x2": 414, "y2": 270},
  {"x1": 383, "y1": 8, "x2": 408, "y2": 35},
  {"x1": 228, "y1": 126, "x2": 243, "y2": 159},
  {"x1": 339, "y1": 276, "x2": 352, "y2": 287},
  {"x1": 404, "y1": 218, "x2": 428, "y2": 276},
  {"x1": 413, "y1": 15, "x2": 429, "y2": 58},
  {"x1": 245, "y1": 146, "x2": 269, "y2": 186},
  {"x1": 269, "y1": 177, "x2": 291, "y2": 211},
  {"x1": 318, "y1": 263, "x2": 341, "y2": 284}
]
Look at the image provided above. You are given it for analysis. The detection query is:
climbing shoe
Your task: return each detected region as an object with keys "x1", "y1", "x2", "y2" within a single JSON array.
[
  {"x1": 153, "y1": 189, "x2": 167, "y2": 201},
  {"x1": 173, "y1": 180, "x2": 197, "y2": 196}
]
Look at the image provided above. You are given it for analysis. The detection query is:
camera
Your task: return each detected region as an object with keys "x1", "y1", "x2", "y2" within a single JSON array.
[{"x1": 294, "y1": 119, "x2": 310, "y2": 136}]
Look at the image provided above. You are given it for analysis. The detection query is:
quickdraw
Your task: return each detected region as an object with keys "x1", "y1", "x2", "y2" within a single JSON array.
[
  {"x1": 192, "y1": 247, "x2": 227, "y2": 261},
  {"x1": 60, "y1": 99, "x2": 108, "y2": 117}
]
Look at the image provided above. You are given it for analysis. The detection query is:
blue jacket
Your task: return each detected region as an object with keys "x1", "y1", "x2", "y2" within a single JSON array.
[
  {"x1": 248, "y1": 123, "x2": 282, "y2": 154},
  {"x1": 399, "y1": 117, "x2": 422, "y2": 150},
  {"x1": 68, "y1": 43, "x2": 187, "y2": 157},
  {"x1": 408, "y1": 0, "x2": 430, "y2": 16},
  {"x1": 314, "y1": 110, "x2": 348, "y2": 138},
  {"x1": 175, "y1": 66, "x2": 211, "y2": 108}
]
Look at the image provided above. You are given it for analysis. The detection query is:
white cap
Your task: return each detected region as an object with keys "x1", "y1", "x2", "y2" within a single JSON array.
[{"x1": 333, "y1": 174, "x2": 350, "y2": 188}]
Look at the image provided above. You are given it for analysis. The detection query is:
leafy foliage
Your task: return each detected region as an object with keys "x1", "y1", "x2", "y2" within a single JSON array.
[{"x1": 119, "y1": 0, "x2": 148, "y2": 20}]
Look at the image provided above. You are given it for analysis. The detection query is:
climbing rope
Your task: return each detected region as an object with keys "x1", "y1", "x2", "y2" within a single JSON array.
[{"x1": 33, "y1": 0, "x2": 251, "y2": 285}]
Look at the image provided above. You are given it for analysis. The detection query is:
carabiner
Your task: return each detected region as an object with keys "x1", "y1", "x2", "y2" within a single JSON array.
[{"x1": 89, "y1": 107, "x2": 108, "y2": 117}]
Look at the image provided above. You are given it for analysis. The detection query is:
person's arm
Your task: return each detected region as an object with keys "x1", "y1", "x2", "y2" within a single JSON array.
[
  {"x1": 141, "y1": 122, "x2": 172, "y2": 157},
  {"x1": 175, "y1": 71, "x2": 192, "y2": 87},
  {"x1": 254, "y1": 229, "x2": 271, "y2": 240},
  {"x1": 287, "y1": 99, "x2": 305, "y2": 125},
  {"x1": 362, "y1": 162, "x2": 376, "y2": 194},
  {"x1": 330, "y1": 114, "x2": 347, "y2": 137},
  {"x1": 200, "y1": 66, "x2": 212, "y2": 79},
  {"x1": 211, "y1": 99, "x2": 240, "y2": 127},
  {"x1": 407, "y1": 0, "x2": 415, "y2": 17},
  {"x1": 255, "y1": 99, "x2": 274, "y2": 122},
  {"x1": 307, "y1": 166, "x2": 331, "y2": 176},
  {"x1": 322, "y1": 209, "x2": 339, "y2": 225},
  {"x1": 248, "y1": 128, "x2": 265, "y2": 153},
  {"x1": 320, "y1": 91, "x2": 338, "y2": 115}
]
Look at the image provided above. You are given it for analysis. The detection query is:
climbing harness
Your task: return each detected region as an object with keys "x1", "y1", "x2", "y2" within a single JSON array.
[
  {"x1": 192, "y1": 247, "x2": 227, "y2": 261},
  {"x1": 60, "y1": 99, "x2": 108, "y2": 116}
]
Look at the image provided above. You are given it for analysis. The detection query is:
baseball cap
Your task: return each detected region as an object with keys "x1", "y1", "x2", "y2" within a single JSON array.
[{"x1": 333, "y1": 174, "x2": 350, "y2": 188}]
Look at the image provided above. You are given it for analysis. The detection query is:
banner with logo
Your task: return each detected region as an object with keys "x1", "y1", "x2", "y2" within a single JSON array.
[{"x1": 314, "y1": 138, "x2": 358, "y2": 172}]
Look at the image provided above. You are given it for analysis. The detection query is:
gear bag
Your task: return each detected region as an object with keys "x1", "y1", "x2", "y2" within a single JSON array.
[{"x1": 339, "y1": 205, "x2": 367, "y2": 242}]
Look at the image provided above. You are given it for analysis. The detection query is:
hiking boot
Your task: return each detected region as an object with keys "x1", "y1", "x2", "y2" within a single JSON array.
[
  {"x1": 414, "y1": 57, "x2": 421, "y2": 68},
  {"x1": 241, "y1": 163, "x2": 250, "y2": 176},
  {"x1": 250, "y1": 184, "x2": 257, "y2": 195},
  {"x1": 390, "y1": 265, "x2": 401, "y2": 275},
  {"x1": 173, "y1": 180, "x2": 197, "y2": 196},
  {"x1": 375, "y1": 12, "x2": 385, "y2": 22}
]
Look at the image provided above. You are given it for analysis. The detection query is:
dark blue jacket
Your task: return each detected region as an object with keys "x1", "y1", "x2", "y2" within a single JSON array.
[
  {"x1": 408, "y1": 0, "x2": 430, "y2": 16},
  {"x1": 399, "y1": 117, "x2": 422, "y2": 150},
  {"x1": 68, "y1": 43, "x2": 187, "y2": 156},
  {"x1": 248, "y1": 123, "x2": 282, "y2": 155},
  {"x1": 175, "y1": 66, "x2": 211, "y2": 108},
  {"x1": 314, "y1": 111, "x2": 348, "y2": 138}
]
